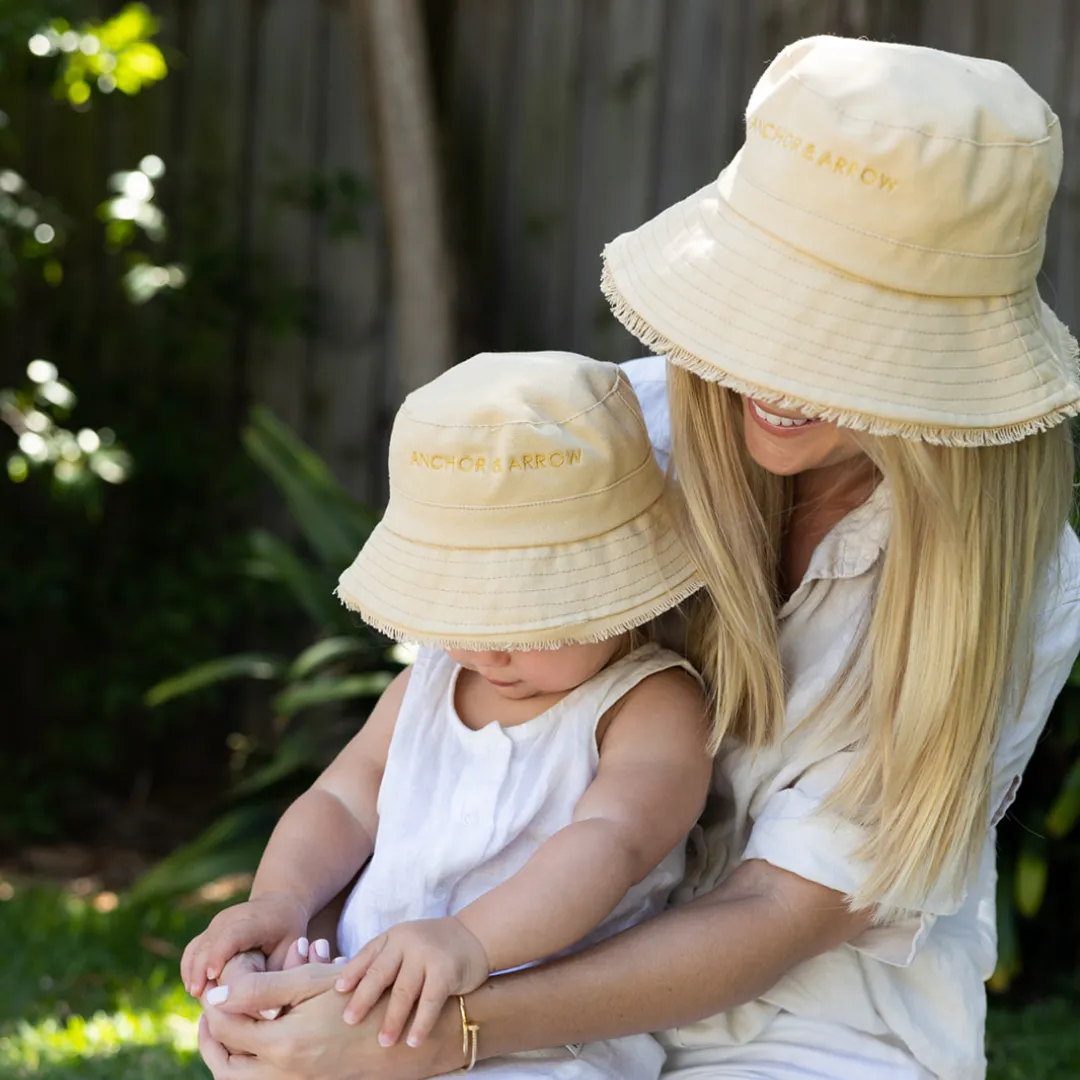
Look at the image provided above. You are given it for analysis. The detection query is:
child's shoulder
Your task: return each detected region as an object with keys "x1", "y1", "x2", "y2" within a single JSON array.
[{"x1": 597, "y1": 651, "x2": 708, "y2": 749}]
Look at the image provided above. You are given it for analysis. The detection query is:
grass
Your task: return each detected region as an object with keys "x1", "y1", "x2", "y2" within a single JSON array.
[
  {"x1": 0, "y1": 878, "x2": 1076, "y2": 1078},
  {"x1": 0, "y1": 878, "x2": 219, "y2": 1080}
]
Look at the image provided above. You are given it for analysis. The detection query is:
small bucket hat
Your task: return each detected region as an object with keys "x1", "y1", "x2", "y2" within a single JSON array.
[
  {"x1": 602, "y1": 35, "x2": 1080, "y2": 445},
  {"x1": 336, "y1": 351, "x2": 702, "y2": 650}
]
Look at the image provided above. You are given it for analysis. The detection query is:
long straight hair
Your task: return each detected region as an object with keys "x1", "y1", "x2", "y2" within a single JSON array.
[{"x1": 669, "y1": 367, "x2": 1076, "y2": 911}]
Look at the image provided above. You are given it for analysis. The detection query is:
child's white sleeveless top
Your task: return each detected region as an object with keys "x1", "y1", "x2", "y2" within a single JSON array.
[{"x1": 338, "y1": 642, "x2": 695, "y2": 961}]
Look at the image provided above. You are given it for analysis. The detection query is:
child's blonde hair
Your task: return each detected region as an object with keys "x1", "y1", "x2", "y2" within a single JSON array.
[{"x1": 669, "y1": 367, "x2": 1076, "y2": 913}]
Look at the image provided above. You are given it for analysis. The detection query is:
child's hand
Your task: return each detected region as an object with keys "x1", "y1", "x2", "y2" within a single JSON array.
[
  {"x1": 334, "y1": 916, "x2": 490, "y2": 1048},
  {"x1": 182, "y1": 892, "x2": 308, "y2": 998}
]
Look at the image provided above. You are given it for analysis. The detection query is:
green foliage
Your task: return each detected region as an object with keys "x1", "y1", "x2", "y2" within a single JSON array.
[
  {"x1": 3, "y1": 360, "x2": 131, "y2": 500},
  {"x1": 0, "y1": 880, "x2": 219, "y2": 1078},
  {"x1": 990, "y1": 531, "x2": 1080, "y2": 995},
  {"x1": 30, "y1": 3, "x2": 167, "y2": 108},
  {"x1": 0, "y1": 4, "x2": 329, "y2": 850},
  {"x1": 137, "y1": 408, "x2": 397, "y2": 897},
  {"x1": 986, "y1": 998, "x2": 1080, "y2": 1079}
]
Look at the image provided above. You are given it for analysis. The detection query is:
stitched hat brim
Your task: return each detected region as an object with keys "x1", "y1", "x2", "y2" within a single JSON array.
[
  {"x1": 602, "y1": 179, "x2": 1080, "y2": 445},
  {"x1": 336, "y1": 494, "x2": 703, "y2": 650}
]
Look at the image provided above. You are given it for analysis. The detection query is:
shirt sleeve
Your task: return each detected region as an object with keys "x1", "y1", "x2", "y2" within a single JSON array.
[
  {"x1": 743, "y1": 549, "x2": 1080, "y2": 966},
  {"x1": 620, "y1": 356, "x2": 671, "y2": 469}
]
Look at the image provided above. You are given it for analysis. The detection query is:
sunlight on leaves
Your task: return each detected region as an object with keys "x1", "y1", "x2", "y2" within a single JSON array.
[
  {"x1": 0, "y1": 991, "x2": 199, "y2": 1073},
  {"x1": 29, "y1": 4, "x2": 168, "y2": 107},
  {"x1": 2, "y1": 361, "x2": 132, "y2": 490}
]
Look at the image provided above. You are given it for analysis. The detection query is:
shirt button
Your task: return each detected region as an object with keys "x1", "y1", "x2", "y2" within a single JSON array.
[{"x1": 432, "y1": 886, "x2": 447, "y2": 900}]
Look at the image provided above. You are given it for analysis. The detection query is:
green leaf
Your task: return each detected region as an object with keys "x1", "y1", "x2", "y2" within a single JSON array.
[
  {"x1": 287, "y1": 636, "x2": 371, "y2": 681},
  {"x1": 130, "y1": 803, "x2": 278, "y2": 902},
  {"x1": 144, "y1": 653, "x2": 284, "y2": 707},
  {"x1": 1068, "y1": 654, "x2": 1080, "y2": 687},
  {"x1": 1045, "y1": 755, "x2": 1080, "y2": 839},
  {"x1": 230, "y1": 728, "x2": 326, "y2": 799},
  {"x1": 272, "y1": 673, "x2": 393, "y2": 719},
  {"x1": 245, "y1": 528, "x2": 345, "y2": 629},
  {"x1": 243, "y1": 406, "x2": 377, "y2": 571},
  {"x1": 1014, "y1": 834, "x2": 1049, "y2": 918},
  {"x1": 989, "y1": 860, "x2": 1020, "y2": 992}
]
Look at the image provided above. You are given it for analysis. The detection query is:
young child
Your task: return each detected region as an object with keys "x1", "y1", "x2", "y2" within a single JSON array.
[{"x1": 182, "y1": 351, "x2": 712, "y2": 1079}]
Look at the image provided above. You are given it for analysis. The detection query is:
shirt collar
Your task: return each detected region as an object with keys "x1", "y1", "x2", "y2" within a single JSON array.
[{"x1": 780, "y1": 481, "x2": 891, "y2": 617}]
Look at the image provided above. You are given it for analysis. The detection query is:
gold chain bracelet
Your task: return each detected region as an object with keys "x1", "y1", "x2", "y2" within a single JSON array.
[{"x1": 457, "y1": 995, "x2": 480, "y2": 1072}]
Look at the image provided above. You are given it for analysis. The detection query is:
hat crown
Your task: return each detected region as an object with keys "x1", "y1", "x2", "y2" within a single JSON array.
[
  {"x1": 731, "y1": 35, "x2": 1062, "y2": 296},
  {"x1": 385, "y1": 352, "x2": 663, "y2": 548}
]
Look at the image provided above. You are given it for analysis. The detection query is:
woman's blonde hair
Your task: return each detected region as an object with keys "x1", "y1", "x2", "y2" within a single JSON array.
[{"x1": 669, "y1": 367, "x2": 1077, "y2": 912}]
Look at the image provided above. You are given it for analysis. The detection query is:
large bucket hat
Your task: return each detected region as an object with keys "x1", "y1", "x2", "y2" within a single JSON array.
[
  {"x1": 602, "y1": 35, "x2": 1080, "y2": 445},
  {"x1": 337, "y1": 351, "x2": 702, "y2": 650}
]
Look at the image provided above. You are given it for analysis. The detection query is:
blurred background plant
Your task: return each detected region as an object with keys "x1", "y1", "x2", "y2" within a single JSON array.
[{"x1": 132, "y1": 406, "x2": 398, "y2": 902}]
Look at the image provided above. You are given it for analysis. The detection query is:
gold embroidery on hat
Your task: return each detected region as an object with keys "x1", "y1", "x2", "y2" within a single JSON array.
[
  {"x1": 408, "y1": 448, "x2": 583, "y2": 473},
  {"x1": 747, "y1": 116, "x2": 899, "y2": 192}
]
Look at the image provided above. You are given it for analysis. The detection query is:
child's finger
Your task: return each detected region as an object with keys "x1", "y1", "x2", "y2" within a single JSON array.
[
  {"x1": 378, "y1": 962, "x2": 426, "y2": 1047},
  {"x1": 405, "y1": 976, "x2": 451, "y2": 1048},
  {"x1": 203, "y1": 925, "x2": 262, "y2": 984},
  {"x1": 341, "y1": 947, "x2": 402, "y2": 1026},
  {"x1": 180, "y1": 935, "x2": 202, "y2": 995},
  {"x1": 186, "y1": 936, "x2": 216, "y2": 997},
  {"x1": 334, "y1": 935, "x2": 383, "y2": 993}
]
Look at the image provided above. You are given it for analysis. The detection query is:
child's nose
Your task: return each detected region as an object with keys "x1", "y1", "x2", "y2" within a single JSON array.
[{"x1": 475, "y1": 650, "x2": 510, "y2": 667}]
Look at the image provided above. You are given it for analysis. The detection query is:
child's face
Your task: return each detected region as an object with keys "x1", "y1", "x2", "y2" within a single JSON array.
[{"x1": 446, "y1": 637, "x2": 627, "y2": 700}]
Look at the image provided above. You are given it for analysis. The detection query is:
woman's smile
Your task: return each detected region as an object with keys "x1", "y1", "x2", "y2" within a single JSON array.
[{"x1": 748, "y1": 399, "x2": 822, "y2": 435}]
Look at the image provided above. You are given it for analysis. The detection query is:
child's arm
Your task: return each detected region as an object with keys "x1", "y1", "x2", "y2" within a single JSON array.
[
  {"x1": 181, "y1": 667, "x2": 410, "y2": 998},
  {"x1": 336, "y1": 666, "x2": 712, "y2": 1047},
  {"x1": 456, "y1": 667, "x2": 711, "y2": 970}
]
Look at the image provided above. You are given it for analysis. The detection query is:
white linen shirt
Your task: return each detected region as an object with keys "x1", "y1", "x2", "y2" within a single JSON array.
[{"x1": 623, "y1": 356, "x2": 1080, "y2": 1080}]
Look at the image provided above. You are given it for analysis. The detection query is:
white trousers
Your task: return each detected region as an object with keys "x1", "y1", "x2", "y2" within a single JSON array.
[
  {"x1": 439, "y1": 1033, "x2": 665, "y2": 1079},
  {"x1": 662, "y1": 1013, "x2": 936, "y2": 1080}
]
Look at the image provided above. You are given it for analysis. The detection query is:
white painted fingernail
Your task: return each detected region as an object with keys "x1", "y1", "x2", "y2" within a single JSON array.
[
  {"x1": 260, "y1": 1008, "x2": 281, "y2": 1020},
  {"x1": 205, "y1": 985, "x2": 229, "y2": 1005},
  {"x1": 296, "y1": 937, "x2": 309, "y2": 958},
  {"x1": 333, "y1": 955, "x2": 347, "y2": 964},
  {"x1": 314, "y1": 939, "x2": 330, "y2": 960}
]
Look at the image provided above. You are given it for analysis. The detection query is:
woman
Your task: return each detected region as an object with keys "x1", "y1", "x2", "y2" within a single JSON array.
[{"x1": 198, "y1": 35, "x2": 1080, "y2": 1080}]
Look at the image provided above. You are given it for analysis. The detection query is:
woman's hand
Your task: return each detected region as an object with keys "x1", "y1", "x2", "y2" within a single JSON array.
[{"x1": 199, "y1": 966, "x2": 464, "y2": 1080}]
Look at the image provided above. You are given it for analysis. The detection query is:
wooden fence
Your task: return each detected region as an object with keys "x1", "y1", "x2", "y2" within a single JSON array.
[{"x1": 5, "y1": 0, "x2": 1080, "y2": 503}]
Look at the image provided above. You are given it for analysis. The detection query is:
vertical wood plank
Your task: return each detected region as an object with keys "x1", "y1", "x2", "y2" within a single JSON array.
[
  {"x1": 247, "y1": 0, "x2": 319, "y2": 436},
  {"x1": 447, "y1": 0, "x2": 518, "y2": 355},
  {"x1": 309, "y1": 0, "x2": 390, "y2": 504},
  {"x1": 919, "y1": 0, "x2": 981, "y2": 53},
  {"x1": 651, "y1": 0, "x2": 744, "y2": 214},
  {"x1": 493, "y1": 0, "x2": 583, "y2": 350},
  {"x1": 1049, "y1": 0, "x2": 1080, "y2": 331},
  {"x1": 184, "y1": 0, "x2": 250, "y2": 248},
  {"x1": 570, "y1": 0, "x2": 666, "y2": 361}
]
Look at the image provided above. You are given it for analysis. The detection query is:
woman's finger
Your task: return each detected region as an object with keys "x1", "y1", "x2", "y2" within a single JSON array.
[
  {"x1": 209, "y1": 964, "x2": 341, "y2": 1026},
  {"x1": 279, "y1": 938, "x2": 309, "y2": 971},
  {"x1": 198, "y1": 1014, "x2": 261, "y2": 1078},
  {"x1": 343, "y1": 947, "x2": 402, "y2": 1025},
  {"x1": 308, "y1": 938, "x2": 332, "y2": 963},
  {"x1": 378, "y1": 961, "x2": 427, "y2": 1047}
]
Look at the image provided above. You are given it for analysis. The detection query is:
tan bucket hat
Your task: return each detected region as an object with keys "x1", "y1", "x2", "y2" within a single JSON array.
[
  {"x1": 602, "y1": 35, "x2": 1080, "y2": 445},
  {"x1": 337, "y1": 352, "x2": 702, "y2": 650}
]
